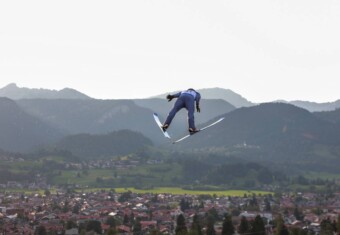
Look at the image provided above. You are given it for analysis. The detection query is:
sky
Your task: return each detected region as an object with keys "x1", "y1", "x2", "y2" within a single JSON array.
[{"x1": 1, "y1": 0, "x2": 340, "y2": 103}]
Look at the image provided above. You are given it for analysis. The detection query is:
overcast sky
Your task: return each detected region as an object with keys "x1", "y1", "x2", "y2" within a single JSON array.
[{"x1": 1, "y1": 0, "x2": 340, "y2": 103}]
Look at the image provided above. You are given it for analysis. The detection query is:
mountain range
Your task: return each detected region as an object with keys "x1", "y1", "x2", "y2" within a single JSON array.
[
  {"x1": 2, "y1": 83, "x2": 340, "y2": 111},
  {"x1": 152, "y1": 87, "x2": 253, "y2": 108},
  {"x1": 0, "y1": 83, "x2": 91, "y2": 100},
  {"x1": 0, "y1": 83, "x2": 340, "y2": 174}
]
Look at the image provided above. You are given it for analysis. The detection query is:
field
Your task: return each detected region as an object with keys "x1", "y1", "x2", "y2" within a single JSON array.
[
  {"x1": 0, "y1": 187, "x2": 271, "y2": 197},
  {"x1": 51, "y1": 163, "x2": 183, "y2": 187},
  {"x1": 80, "y1": 187, "x2": 272, "y2": 197}
]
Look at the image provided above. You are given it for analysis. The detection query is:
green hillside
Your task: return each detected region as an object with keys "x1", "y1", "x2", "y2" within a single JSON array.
[{"x1": 55, "y1": 130, "x2": 153, "y2": 159}]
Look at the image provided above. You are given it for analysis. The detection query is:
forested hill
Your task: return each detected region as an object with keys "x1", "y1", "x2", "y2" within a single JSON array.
[
  {"x1": 55, "y1": 130, "x2": 153, "y2": 159},
  {"x1": 189, "y1": 102, "x2": 340, "y2": 147},
  {"x1": 314, "y1": 108, "x2": 340, "y2": 125},
  {"x1": 17, "y1": 99, "x2": 161, "y2": 143},
  {"x1": 174, "y1": 103, "x2": 340, "y2": 167},
  {"x1": 17, "y1": 98, "x2": 235, "y2": 145},
  {"x1": 134, "y1": 97, "x2": 235, "y2": 130},
  {"x1": 0, "y1": 97, "x2": 63, "y2": 152}
]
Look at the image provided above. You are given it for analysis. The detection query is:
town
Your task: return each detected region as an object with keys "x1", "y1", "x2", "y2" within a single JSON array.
[{"x1": 0, "y1": 189, "x2": 339, "y2": 235}]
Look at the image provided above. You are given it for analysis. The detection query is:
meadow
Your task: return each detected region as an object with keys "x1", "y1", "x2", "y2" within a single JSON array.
[{"x1": 80, "y1": 187, "x2": 272, "y2": 197}]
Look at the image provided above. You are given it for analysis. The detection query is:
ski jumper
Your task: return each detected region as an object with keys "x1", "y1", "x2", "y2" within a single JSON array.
[{"x1": 164, "y1": 89, "x2": 201, "y2": 129}]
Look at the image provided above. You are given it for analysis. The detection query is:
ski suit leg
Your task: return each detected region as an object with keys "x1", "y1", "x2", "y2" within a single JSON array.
[
  {"x1": 183, "y1": 95, "x2": 196, "y2": 129},
  {"x1": 164, "y1": 98, "x2": 185, "y2": 126}
]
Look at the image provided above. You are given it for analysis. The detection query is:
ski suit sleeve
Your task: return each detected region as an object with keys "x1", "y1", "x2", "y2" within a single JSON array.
[
  {"x1": 166, "y1": 92, "x2": 181, "y2": 102},
  {"x1": 195, "y1": 92, "x2": 201, "y2": 112},
  {"x1": 195, "y1": 92, "x2": 201, "y2": 105},
  {"x1": 172, "y1": 92, "x2": 181, "y2": 98}
]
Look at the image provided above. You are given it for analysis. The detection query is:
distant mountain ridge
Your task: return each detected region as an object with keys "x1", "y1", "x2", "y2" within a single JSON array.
[
  {"x1": 275, "y1": 100, "x2": 340, "y2": 112},
  {"x1": 197, "y1": 88, "x2": 254, "y2": 108},
  {"x1": 0, "y1": 83, "x2": 91, "y2": 100},
  {"x1": 152, "y1": 87, "x2": 253, "y2": 108},
  {"x1": 2, "y1": 83, "x2": 340, "y2": 111}
]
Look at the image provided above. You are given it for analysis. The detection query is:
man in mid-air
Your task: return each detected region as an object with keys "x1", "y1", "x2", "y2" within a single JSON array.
[{"x1": 162, "y1": 88, "x2": 201, "y2": 134}]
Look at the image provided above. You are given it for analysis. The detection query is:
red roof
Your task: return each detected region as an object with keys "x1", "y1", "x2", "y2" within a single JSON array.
[{"x1": 118, "y1": 225, "x2": 131, "y2": 232}]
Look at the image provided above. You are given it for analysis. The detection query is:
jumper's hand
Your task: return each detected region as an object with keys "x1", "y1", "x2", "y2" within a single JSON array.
[
  {"x1": 166, "y1": 94, "x2": 174, "y2": 102},
  {"x1": 196, "y1": 105, "x2": 201, "y2": 113}
]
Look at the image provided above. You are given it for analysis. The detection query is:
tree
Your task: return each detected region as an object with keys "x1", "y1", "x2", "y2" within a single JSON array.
[
  {"x1": 274, "y1": 215, "x2": 285, "y2": 235},
  {"x1": 118, "y1": 191, "x2": 132, "y2": 203},
  {"x1": 264, "y1": 197, "x2": 271, "y2": 212},
  {"x1": 247, "y1": 194, "x2": 259, "y2": 211},
  {"x1": 86, "y1": 220, "x2": 102, "y2": 234},
  {"x1": 107, "y1": 228, "x2": 117, "y2": 235},
  {"x1": 290, "y1": 227, "x2": 308, "y2": 235},
  {"x1": 206, "y1": 207, "x2": 218, "y2": 222},
  {"x1": 66, "y1": 220, "x2": 77, "y2": 229},
  {"x1": 199, "y1": 201, "x2": 204, "y2": 209},
  {"x1": 190, "y1": 214, "x2": 202, "y2": 235},
  {"x1": 320, "y1": 218, "x2": 334, "y2": 235},
  {"x1": 151, "y1": 194, "x2": 158, "y2": 203},
  {"x1": 294, "y1": 206, "x2": 304, "y2": 221},
  {"x1": 336, "y1": 215, "x2": 340, "y2": 235},
  {"x1": 279, "y1": 225, "x2": 289, "y2": 235},
  {"x1": 251, "y1": 215, "x2": 265, "y2": 235},
  {"x1": 238, "y1": 216, "x2": 250, "y2": 235},
  {"x1": 206, "y1": 215, "x2": 216, "y2": 235},
  {"x1": 63, "y1": 200, "x2": 69, "y2": 213},
  {"x1": 79, "y1": 229, "x2": 86, "y2": 235},
  {"x1": 231, "y1": 207, "x2": 241, "y2": 217},
  {"x1": 133, "y1": 218, "x2": 142, "y2": 235},
  {"x1": 130, "y1": 212, "x2": 135, "y2": 226},
  {"x1": 106, "y1": 216, "x2": 116, "y2": 228},
  {"x1": 176, "y1": 214, "x2": 188, "y2": 235},
  {"x1": 150, "y1": 228, "x2": 160, "y2": 235},
  {"x1": 44, "y1": 189, "x2": 51, "y2": 197},
  {"x1": 275, "y1": 215, "x2": 289, "y2": 235},
  {"x1": 180, "y1": 198, "x2": 190, "y2": 211},
  {"x1": 222, "y1": 215, "x2": 234, "y2": 235},
  {"x1": 72, "y1": 203, "x2": 80, "y2": 214},
  {"x1": 123, "y1": 214, "x2": 130, "y2": 225},
  {"x1": 250, "y1": 194, "x2": 258, "y2": 207},
  {"x1": 35, "y1": 225, "x2": 47, "y2": 235}
]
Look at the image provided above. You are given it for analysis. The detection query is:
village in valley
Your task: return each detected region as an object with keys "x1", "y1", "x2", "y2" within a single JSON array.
[
  {"x1": 0, "y1": 187, "x2": 339, "y2": 235},
  {"x1": 0, "y1": 153, "x2": 340, "y2": 235}
]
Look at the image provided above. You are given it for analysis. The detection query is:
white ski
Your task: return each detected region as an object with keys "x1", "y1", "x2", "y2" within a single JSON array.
[
  {"x1": 173, "y1": 117, "x2": 225, "y2": 144},
  {"x1": 153, "y1": 113, "x2": 171, "y2": 139}
]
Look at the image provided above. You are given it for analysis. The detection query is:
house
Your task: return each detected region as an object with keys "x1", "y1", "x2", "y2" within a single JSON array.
[
  {"x1": 141, "y1": 220, "x2": 157, "y2": 231},
  {"x1": 118, "y1": 224, "x2": 131, "y2": 234}
]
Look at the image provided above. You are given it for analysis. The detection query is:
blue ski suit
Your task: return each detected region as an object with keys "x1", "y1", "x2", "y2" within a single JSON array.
[{"x1": 164, "y1": 89, "x2": 201, "y2": 129}]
